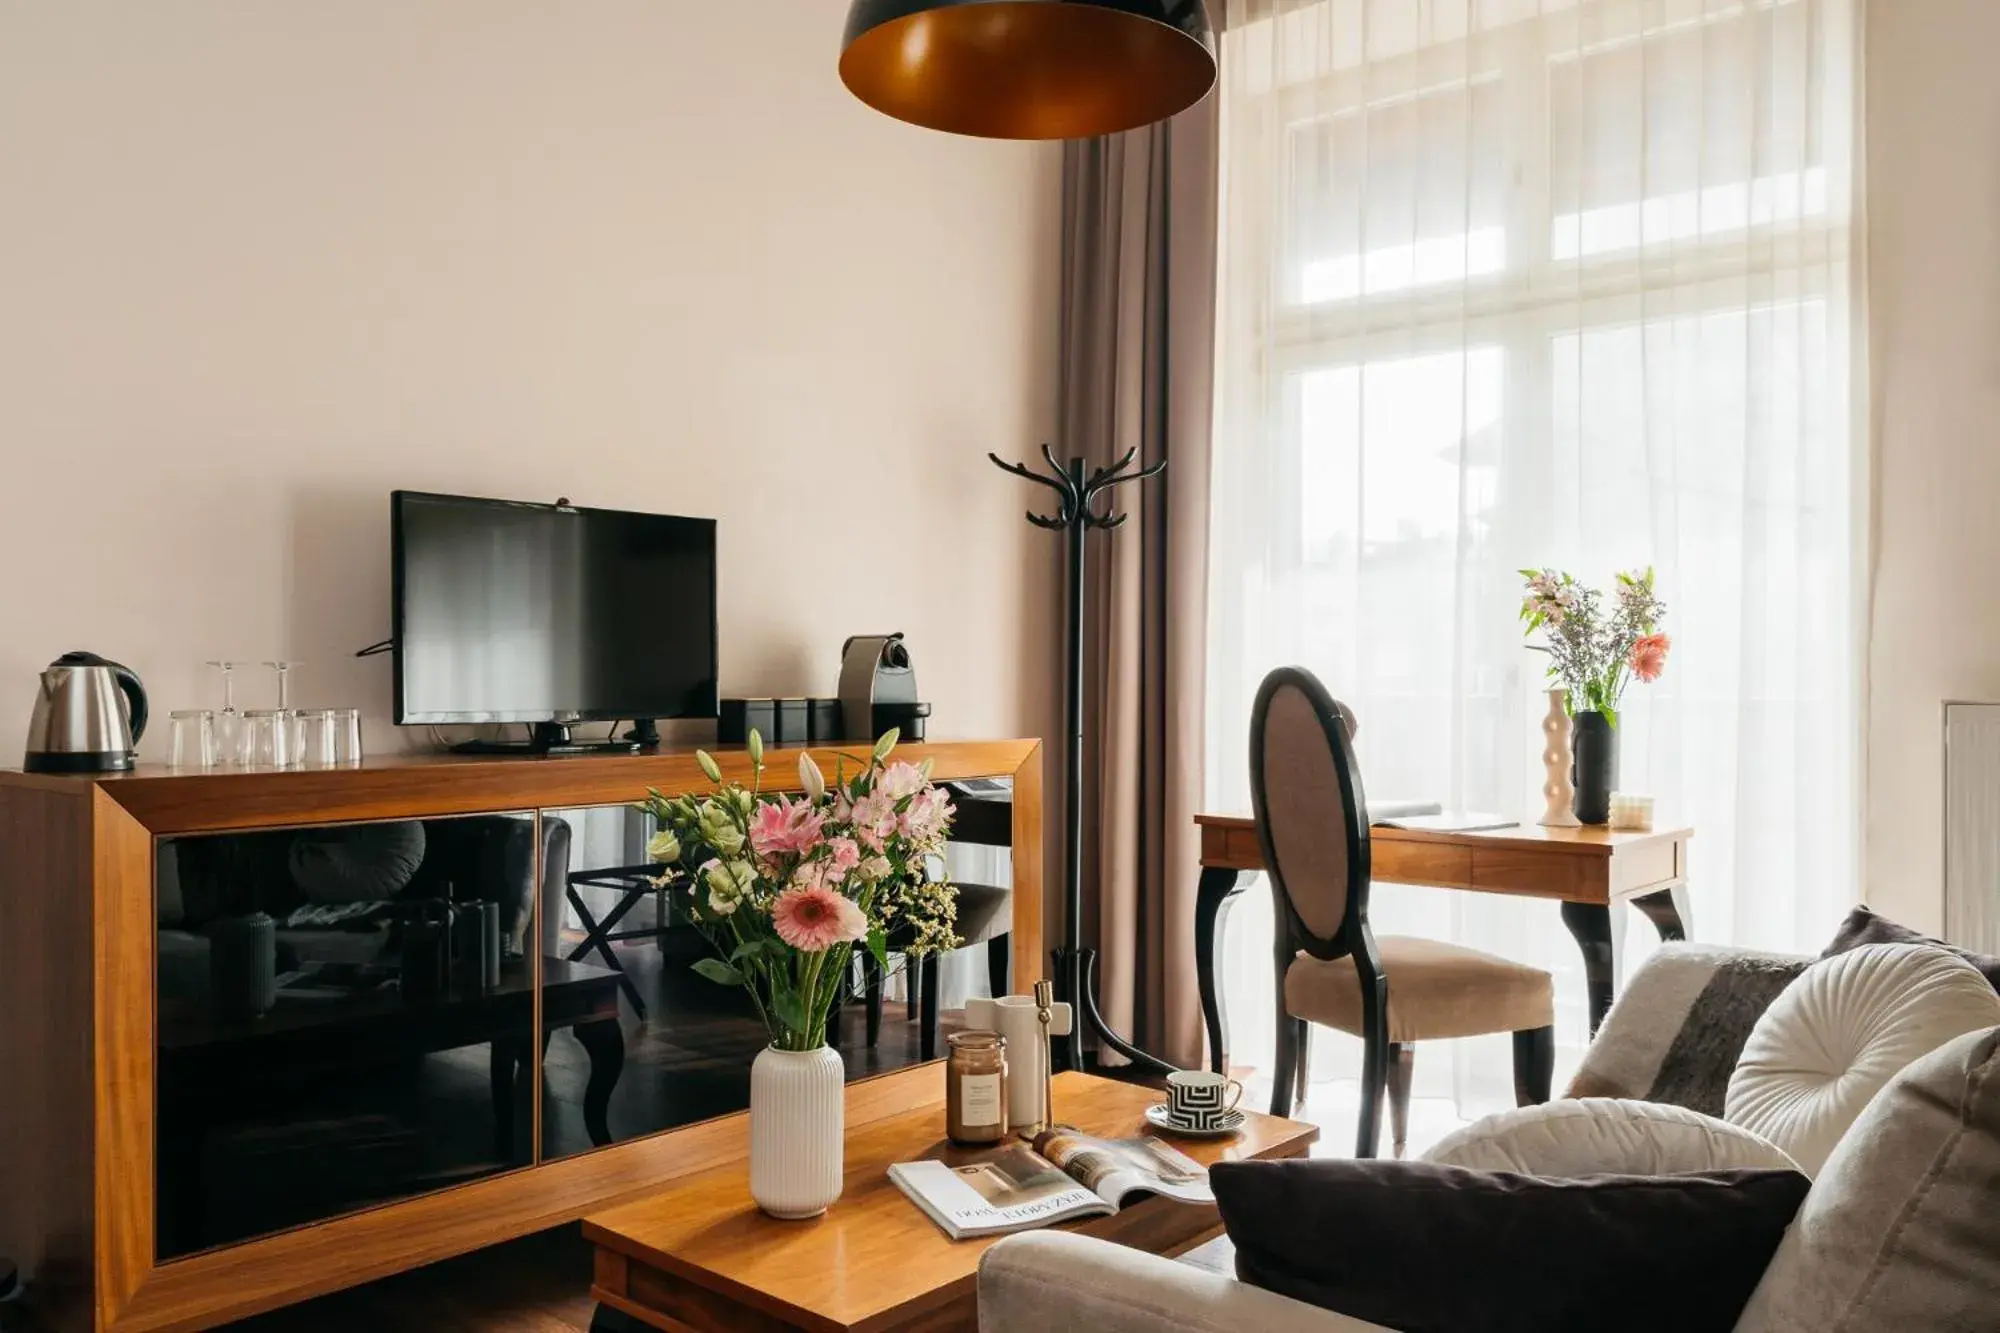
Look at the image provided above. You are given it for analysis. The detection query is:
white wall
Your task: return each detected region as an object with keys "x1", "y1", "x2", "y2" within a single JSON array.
[
  {"x1": 0, "y1": 1, "x2": 1060, "y2": 757},
  {"x1": 1864, "y1": 0, "x2": 2000, "y2": 932}
]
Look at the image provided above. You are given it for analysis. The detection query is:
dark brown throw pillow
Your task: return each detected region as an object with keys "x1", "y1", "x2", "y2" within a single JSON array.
[
  {"x1": 1820, "y1": 905, "x2": 2000, "y2": 992},
  {"x1": 1211, "y1": 1159, "x2": 1809, "y2": 1333}
]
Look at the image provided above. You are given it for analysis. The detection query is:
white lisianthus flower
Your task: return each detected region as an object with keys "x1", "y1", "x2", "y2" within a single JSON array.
[
  {"x1": 799, "y1": 753, "x2": 827, "y2": 804},
  {"x1": 646, "y1": 829, "x2": 681, "y2": 864},
  {"x1": 857, "y1": 854, "x2": 893, "y2": 884},
  {"x1": 697, "y1": 800, "x2": 746, "y2": 856},
  {"x1": 703, "y1": 858, "x2": 757, "y2": 915}
]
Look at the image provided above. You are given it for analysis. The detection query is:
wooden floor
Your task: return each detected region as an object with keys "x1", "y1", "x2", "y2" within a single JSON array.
[{"x1": 224, "y1": 1226, "x2": 599, "y2": 1332}]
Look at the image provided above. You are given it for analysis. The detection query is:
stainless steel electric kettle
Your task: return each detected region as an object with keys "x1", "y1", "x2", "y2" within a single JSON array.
[{"x1": 24, "y1": 651, "x2": 149, "y2": 772}]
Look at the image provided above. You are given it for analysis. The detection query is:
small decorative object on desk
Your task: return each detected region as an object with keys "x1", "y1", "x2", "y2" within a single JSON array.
[
  {"x1": 966, "y1": 989, "x2": 1072, "y2": 1137},
  {"x1": 890, "y1": 1127, "x2": 1211, "y2": 1240},
  {"x1": 1537, "y1": 689, "x2": 1581, "y2": 828},
  {"x1": 640, "y1": 728, "x2": 961, "y2": 1219},
  {"x1": 1609, "y1": 793, "x2": 1655, "y2": 832},
  {"x1": 946, "y1": 1031, "x2": 1008, "y2": 1145},
  {"x1": 1520, "y1": 568, "x2": 1671, "y2": 825}
]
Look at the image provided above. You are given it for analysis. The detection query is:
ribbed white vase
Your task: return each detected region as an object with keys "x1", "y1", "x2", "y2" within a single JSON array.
[{"x1": 749, "y1": 1044, "x2": 845, "y2": 1219}]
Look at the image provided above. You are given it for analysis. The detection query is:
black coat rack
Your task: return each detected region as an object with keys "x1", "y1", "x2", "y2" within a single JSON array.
[{"x1": 990, "y1": 444, "x2": 1179, "y2": 1076}]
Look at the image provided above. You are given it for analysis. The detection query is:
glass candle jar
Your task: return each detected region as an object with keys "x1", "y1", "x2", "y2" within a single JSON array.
[{"x1": 946, "y1": 1031, "x2": 1009, "y2": 1145}]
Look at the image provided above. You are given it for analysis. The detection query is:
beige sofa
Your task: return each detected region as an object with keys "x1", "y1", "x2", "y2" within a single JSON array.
[{"x1": 978, "y1": 946, "x2": 2000, "y2": 1333}]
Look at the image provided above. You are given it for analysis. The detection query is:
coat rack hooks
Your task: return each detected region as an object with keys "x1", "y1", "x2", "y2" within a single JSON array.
[{"x1": 988, "y1": 446, "x2": 1177, "y2": 1076}]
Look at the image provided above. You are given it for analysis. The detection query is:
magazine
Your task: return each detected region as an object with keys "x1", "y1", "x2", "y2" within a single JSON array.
[
  {"x1": 1371, "y1": 810, "x2": 1518, "y2": 833},
  {"x1": 889, "y1": 1126, "x2": 1211, "y2": 1240}
]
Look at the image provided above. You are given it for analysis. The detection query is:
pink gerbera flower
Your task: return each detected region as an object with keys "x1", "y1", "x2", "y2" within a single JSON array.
[
  {"x1": 770, "y1": 883, "x2": 867, "y2": 953},
  {"x1": 1629, "y1": 632, "x2": 1672, "y2": 683}
]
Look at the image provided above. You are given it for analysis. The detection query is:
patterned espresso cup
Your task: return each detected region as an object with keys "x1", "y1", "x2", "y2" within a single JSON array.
[{"x1": 1165, "y1": 1069, "x2": 1245, "y2": 1129}]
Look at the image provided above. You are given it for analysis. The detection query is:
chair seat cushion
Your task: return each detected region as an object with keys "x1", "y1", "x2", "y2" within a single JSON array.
[{"x1": 1285, "y1": 935, "x2": 1554, "y2": 1042}]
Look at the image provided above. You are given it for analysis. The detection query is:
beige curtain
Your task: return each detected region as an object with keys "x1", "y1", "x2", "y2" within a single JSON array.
[{"x1": 1060, "y1": 94, "x2": 1220, "y2": 1070}]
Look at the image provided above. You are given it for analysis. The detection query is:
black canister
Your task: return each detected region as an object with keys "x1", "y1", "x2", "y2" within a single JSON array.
[
  {"x1": 400, "y1": 902, "x2": 450, "y2": 1000},
  {"x1": 450, "y1": 900, "x2": 502, "y2": 991},
  {"x1": 209, "y1": 911, "x2": 277, "y2": 1020}
]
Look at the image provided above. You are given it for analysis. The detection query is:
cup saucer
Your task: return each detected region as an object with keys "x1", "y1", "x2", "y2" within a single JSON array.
[{"x1": 1146, "y1": 1102, "x2": 1246, "y2": 1139}]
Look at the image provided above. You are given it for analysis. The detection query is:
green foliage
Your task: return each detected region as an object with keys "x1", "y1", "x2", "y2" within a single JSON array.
[{"x1": 691, "y1": 957, "x2": 743, "y2": 987}]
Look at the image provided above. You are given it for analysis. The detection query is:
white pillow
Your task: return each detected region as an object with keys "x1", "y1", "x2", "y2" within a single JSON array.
[
  {"x1": 1424, "y1": 1098, "x2": 1798, "y2": 1176},
  {"x1": 1725, "y1": 942, "x2": 2000, "y2": 1176}
]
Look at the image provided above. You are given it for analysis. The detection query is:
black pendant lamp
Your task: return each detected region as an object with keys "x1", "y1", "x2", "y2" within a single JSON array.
[{"x1": 840, "y1": 0, "x2": 1217, "y2": 140}]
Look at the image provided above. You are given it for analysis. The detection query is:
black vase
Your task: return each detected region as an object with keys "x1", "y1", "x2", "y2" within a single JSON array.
[{"x1": 1571, "y1": 710, "x2": 1618, "y2": 825}]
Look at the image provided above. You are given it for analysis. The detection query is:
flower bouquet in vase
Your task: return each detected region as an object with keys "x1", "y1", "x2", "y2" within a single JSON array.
[
  {"x1": 1520, "y1": 568, "x2": 1670, "y2": 825},
  {"x1": 641, "y1": 729, "x2": 959, "y2": 1218}
]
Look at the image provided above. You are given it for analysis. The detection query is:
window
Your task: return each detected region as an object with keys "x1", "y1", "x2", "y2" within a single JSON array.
[{"x1": 1209, "y1": 0, "x2": 1860, "y2": 1110}]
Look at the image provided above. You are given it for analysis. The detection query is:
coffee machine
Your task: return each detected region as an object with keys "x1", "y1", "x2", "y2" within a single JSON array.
[{"x1": 837, "y1": 633, "x2": 930, "y2": 742}]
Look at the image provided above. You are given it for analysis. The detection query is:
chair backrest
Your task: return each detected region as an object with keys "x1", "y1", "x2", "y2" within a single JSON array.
[{"x1": 1249, "y1": 666, "x2": 1371, "y2": 958}]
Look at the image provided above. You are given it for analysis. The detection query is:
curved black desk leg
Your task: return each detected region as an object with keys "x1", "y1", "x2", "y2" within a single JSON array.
[
  {"x1": 1631, "y1": 884, "x2": 1693, "y2": 942},
  {"x1": 1564, "y1": 886, "x2": 1690, "y2": 1035},
  {"x1": 573, "y1": 1018, "x2": 626, "y2": 1147},
  {"x1": 1194, "y1": 868, "x2": 1254, "y2": 1075},
  {"x1": 1561, "y1": 901, "x2": 1618, "y2": 1036}
]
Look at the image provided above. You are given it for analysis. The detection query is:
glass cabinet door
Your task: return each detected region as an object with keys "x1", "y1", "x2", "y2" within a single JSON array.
[
  {"x1": 539, "y1": 779, "x2": 1017, "y2": 1161},
  {"x1": 154, "y1": 813, "x2": 537, "y2": 1259}
]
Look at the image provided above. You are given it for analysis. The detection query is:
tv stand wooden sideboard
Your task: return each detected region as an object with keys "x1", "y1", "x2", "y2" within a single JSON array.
[{"x1": 0, "y1": 739, "x2": 1043, "y2": 1333}]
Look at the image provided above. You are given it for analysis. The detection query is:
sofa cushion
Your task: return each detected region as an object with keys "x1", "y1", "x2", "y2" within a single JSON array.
[
  {"x1": 1425, "y1": 1098, "x2": 1798, "y2": 1176},
  {"x1": 1725, "y1": 943, "x2": 2000, "y2": 1175},
  {"x1": 1212, "y1": 1158, "x2": 1808, "y2": 1333},
  {"x1": 1733, "y1": 1025, "x2": 2000, "y2": 1332},
  {"x1": 1566, "y1": 943, "x2": 1809, "y2": 1116},
  {"x1": 287, "y1": 821, "x2": 427, "y2": 905},
  {"x1": 1821, "y1": 904, "x2": 2000, "y2": 992}
]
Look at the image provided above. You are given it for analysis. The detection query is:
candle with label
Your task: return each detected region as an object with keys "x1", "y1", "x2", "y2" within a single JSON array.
[{"x1": 945, "y1": 1031, "x2": 1009, "y2": 1145}]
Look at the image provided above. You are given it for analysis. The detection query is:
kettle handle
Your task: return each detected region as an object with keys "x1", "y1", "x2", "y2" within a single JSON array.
[{"x1": 104, "y1": 658, "x2": 149, "y2": 743}]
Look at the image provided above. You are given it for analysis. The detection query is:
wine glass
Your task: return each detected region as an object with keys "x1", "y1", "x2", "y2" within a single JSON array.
[
  {"x1": 205, "y1": 661, "x2": 245, "y2": 766},
  {"x1": 265, "y1": 661, "x2": 303, "y2": 758}
]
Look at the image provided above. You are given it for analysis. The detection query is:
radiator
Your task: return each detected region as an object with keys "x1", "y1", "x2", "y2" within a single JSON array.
[{"x1": 1944, "y1": 703, "x2": 2000, "y2": 953}]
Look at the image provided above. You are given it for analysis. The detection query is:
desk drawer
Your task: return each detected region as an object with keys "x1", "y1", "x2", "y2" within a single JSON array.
[
  {"x1": 1470, "y1": 847, "x2": 1603, "y2": 902},
  {"x1": 1374, "y1": 840, "x2": 1473, "y2": 889}
]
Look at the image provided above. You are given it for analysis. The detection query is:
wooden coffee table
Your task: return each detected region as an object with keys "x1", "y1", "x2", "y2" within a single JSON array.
[{"x1": 584, "y1": 1070, "x2": 1317, "y2": 1332}]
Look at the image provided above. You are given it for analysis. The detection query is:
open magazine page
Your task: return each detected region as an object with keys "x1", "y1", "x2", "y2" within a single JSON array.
[
  {"x1": 888, "y1": 1142, "x2": 1109, "y2": 1240},
  {"x1": 1030, "y1": 1127, "x2": 1213, "y2": 1207}
]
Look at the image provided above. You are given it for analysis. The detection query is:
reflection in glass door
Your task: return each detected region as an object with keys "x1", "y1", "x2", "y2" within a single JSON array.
[{"x1": 154, "y1": 813, "x2": 537, "y2": 1259}]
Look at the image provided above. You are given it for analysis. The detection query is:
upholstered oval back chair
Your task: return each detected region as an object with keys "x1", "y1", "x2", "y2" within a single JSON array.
[{"x1": 1249, "y1": 666, "x2": 1557, "y2": 1157}]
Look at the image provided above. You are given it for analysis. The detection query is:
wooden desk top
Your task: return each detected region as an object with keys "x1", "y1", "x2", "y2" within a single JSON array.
[
  {"x1": 1197, "y1": 814, "x2": 1692, "y2": 906},
  {"x1": 1197, "y1": 812, "x2": 1691, "y2": 857},
  {"x1": 584, "y1": 1071, "x2": 1317, "y2": 1333}
]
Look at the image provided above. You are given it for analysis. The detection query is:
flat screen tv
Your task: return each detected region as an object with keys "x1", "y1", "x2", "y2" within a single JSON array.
[{"x1": 391, "y1": 491, "x2": 718, "y2": 749}]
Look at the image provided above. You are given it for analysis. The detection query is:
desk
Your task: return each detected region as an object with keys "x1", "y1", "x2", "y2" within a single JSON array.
[{"x1": 1193, "y1": 816, "x2": 1694, "y2": 1074}]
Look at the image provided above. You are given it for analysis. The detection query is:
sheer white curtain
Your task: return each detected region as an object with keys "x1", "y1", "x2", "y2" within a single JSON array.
[{"x1": 1208, "y1": 0, "x2": 1863, "y2": 1118}]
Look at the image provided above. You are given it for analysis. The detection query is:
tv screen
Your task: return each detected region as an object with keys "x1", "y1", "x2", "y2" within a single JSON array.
[{"x1": 392, "y1": 491, "x2": 718, "y2": 725}]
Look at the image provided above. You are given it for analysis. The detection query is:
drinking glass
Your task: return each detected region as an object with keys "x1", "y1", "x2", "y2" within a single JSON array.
[
  {"x1": 332, "y1": 708, "x2": 363, "y2": 765},
  {"x1": 243, "y1": 710, "x2": 293, "y2": 769},
  {"x1": 168, "y1": 710, "x2": 218, "y2": 770},
  {"x1": 301, "y1": 709, "x2": 339, "y2": 767}
]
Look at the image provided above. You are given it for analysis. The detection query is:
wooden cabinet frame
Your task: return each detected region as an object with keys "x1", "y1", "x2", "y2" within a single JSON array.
[{"x1": 0, "y1": 740, "x2": 1043, "y2": 1332}]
